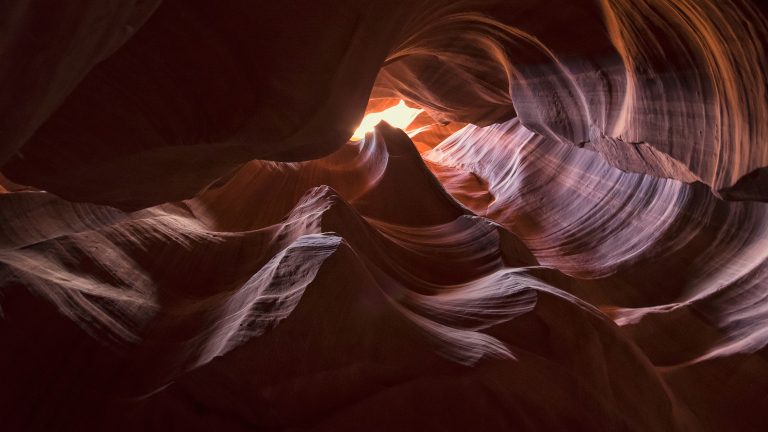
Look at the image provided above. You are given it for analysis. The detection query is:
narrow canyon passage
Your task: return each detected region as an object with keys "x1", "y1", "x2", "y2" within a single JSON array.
[{"x1": 2, "y1": 1, "x2": 768, "y2": 431}]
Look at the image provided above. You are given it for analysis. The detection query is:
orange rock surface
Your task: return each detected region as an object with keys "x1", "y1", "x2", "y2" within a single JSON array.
[{"x1": 2, "y1": 1, "x2": 768, "y2": 430}]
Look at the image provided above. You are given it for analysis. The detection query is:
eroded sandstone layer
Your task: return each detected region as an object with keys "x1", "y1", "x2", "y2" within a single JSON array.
[{"x1": 2, "y1": 1, "x2": 768, "y2": 431}]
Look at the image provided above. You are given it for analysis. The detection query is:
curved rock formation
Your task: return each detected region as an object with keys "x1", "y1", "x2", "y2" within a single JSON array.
[{"x1": 2, "y1": 0, "x2": 768, "y2": 430}]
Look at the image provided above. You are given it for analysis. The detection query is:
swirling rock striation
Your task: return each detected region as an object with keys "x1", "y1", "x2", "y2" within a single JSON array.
[{"x1": 2, "y1": 0, "x2": 768, "y2": 431}]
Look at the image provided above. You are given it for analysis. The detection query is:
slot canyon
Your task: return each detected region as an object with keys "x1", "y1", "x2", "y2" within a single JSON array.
[{"x1": 3, "y1": 0, "x2": 768, "y2": 430}]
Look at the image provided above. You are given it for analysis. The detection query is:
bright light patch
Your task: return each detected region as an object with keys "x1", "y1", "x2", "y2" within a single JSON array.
[{"x1": 351, "y1": 100, "x2": 423, "y2": 140}]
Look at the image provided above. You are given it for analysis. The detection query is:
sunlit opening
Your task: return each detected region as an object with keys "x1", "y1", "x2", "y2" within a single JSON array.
[{"x1": 351, "y1": 100, "x2": 423, "y2": 140}]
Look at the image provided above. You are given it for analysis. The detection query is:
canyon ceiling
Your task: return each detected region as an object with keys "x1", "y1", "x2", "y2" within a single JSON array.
[{"x1": 2, "y1": 0, "x2": 768, "y2": 430}]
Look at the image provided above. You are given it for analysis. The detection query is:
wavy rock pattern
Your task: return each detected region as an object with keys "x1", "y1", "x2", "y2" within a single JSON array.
[
  {"x1": 2, "y1": 0, "x2": 768, "y2": 431},
  {"x1": 426, "y1": 119, "x2": 768, "y2": 429}
]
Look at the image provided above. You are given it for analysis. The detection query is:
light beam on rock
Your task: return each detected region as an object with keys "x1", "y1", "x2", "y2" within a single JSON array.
[{"x1": 351, "y1": 100, "x2": 423, "y2": 140}]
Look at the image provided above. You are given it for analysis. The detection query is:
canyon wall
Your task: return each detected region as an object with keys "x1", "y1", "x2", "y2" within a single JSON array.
[{"x1": 2, "y1": 0, "x2": 768, "y2": 430}]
